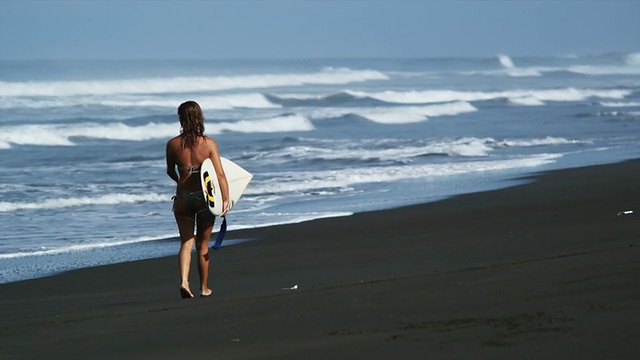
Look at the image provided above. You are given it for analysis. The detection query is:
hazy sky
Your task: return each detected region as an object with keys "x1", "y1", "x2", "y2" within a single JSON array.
[{"x1": 0, "y1": 0, "x2": 638, "y2": 60}]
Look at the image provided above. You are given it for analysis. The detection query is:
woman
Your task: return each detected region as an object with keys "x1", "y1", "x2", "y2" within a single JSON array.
[{"x1": 166, "y1": 101, "x2": 229, "y2": 298}]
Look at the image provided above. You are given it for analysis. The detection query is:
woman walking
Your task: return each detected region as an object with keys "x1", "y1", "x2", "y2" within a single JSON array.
[{"x1": 166, "y1": 101, "x2": 229, "y2": 298}]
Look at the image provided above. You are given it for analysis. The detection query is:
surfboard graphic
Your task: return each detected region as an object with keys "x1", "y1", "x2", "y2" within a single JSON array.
[{"x1": 200, "y1": 157, "x2": 253, "y2": 216}]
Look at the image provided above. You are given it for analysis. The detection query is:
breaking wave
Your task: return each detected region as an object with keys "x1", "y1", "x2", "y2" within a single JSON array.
[
  {"x1": 309, "y1": 101, "x2": 477, "y2": 124},
  {"x1": 626, "y1": 53, "x2": 640, "y2": 67},
  {"x1": 0, "y1": 193, "x2": 167, "y2": 213},
  {"x1": 245, "y1": 154, "x2": 562, "y2": 195},
  {"x1": 245, "y1": 136, "x2": 587, "y2": 165},
  {"x1": 0, "y1": 115, "x2": 314, "y2": 148},
  {"x1": 600, "y1": 101, "x2": 640, "y2": 107},
  {"x1": 0, "y1": 233, "x2": 176, "y2": 259},
  {"x1": 273, "y1": 88, "x2": 630, "y2": 106},
  {"x1": 0, "y1": 68, "x2": 388, "y2": 97},
  {"x1": 497, "y1": 54, "x2": 516, "y2": 68},
  {"x1": 0, "y1": 93, "x2": 281, "y2": 110}
]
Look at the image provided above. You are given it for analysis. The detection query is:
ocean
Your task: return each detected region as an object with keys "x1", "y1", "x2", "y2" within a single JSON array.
[{"x1": 1, "y1": 54, "x2": 639, "y2": 283}]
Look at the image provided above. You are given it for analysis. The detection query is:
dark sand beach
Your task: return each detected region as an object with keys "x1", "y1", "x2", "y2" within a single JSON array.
[{"x1": 1, "y1": 159, "x2": 639, "y2": 359}]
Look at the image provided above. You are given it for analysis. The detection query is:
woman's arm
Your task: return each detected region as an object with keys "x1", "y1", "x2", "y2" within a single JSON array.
[
  {"x1": 165, "y1": 140, "x2": 180, "y2": 184},
  {"x1": 209, "y1": 139, "x2": 230, "y2": 215}
]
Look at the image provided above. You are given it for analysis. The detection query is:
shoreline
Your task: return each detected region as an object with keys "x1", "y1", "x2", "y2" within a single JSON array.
[
  {"x1": 2, "y1": 151, "x2": 638, "y2": 285},
  {"x1": 1, "y1": 159, "x2": 638, "y2": 359}
]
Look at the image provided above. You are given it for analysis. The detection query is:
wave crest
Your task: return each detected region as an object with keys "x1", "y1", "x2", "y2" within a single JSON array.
[
  {"x1": 0, "y1": 193, "x2": 167, "y2": 213},
  {"x1": 0, "y1": 68, "x2": 388, "y2": 97},
  {"x1": 626, "y1": 53, "x2": 640, "y2": 67},
  {"x1": 497, "y1": 54, "x2": 515, "y2": 68},
  {"x1": 0, "y1": 93, "x2": 281, "y2": 110},
  {"x1": 329, "y1": 88, "x2": 630, "y2": 105},
  {"x1": 310, "y1": 102, "x2": 477, "y2": 124},
  {"x1": 210, "y1": 114, "x2": 315, "y2": 133},
  {"x1": 245, "y1": 154, "x2": 561, "y2": 195},
  {"x1": 0, "y1": 115, "x2": 314, "y2": 148},
  {"x1": 247, "y1": 136, "x2": 587, "y2": 166}
]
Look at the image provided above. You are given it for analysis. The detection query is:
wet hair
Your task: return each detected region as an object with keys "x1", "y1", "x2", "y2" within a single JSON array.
[{"x1": 177, "y1": 101, "x2": 205, "y2": 148}]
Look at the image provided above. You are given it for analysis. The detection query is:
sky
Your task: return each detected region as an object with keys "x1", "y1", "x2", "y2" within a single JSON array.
[{"x1": 0, "y1": 0, "x2": 638, "y2": 60}]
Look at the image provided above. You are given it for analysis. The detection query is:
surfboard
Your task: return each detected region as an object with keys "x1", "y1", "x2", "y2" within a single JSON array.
[{"x1": 200, "y1": 157, "x2": 253, "y2": 216}]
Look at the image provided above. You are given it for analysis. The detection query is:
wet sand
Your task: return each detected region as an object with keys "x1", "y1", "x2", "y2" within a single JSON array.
[{"x1": 1, "y1": 159, "x2": 639, "y2": 359}]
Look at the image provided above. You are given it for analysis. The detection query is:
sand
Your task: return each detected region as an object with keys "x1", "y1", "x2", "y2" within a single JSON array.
[{"x1": 1, "y1": 159, "x2": 639, "y2": 359}]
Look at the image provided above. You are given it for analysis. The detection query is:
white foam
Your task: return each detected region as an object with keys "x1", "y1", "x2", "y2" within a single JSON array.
[
  {"x1": 626, "y1": 53, "x2": 640, "y2": 66},
  {"x1": 0, "y1": 115, "x2": 314, "y2": 147},
  {"x1": 0, "y1": 233, "x2": 176, "y2": 259},
  {"x1": 345, "y1": 89, "x2": 492, "y2": 103},
  {"x1": 251, "y1": 136, "x2": 582, "y2": 166},
  {"x1": 439, "y1": 138, "x2": 495, "y2": 156},
  {"x1": 505, "y1": 68, "x2": 544, "y2": 77},
  {"x1": 0, "y1": 68, "x2": 388, "y2": 97},
  {"x1": 424, "y1": 137, "x2": 494, "y2": 157},
  {"x1": 226, "y1": 211, "x2": 354, "y2": 231},
  {"x1": 508, "y1": 97, "x2": 546, "y2": 106},
  {"x1": 478, "y1": 68, "x2": 547, "y2": 77},
  {"x1": 0, "y1": 122, "x2": 178, "y2": 147},
  {"x1": 245, "y1": 154, "x2": 561, "y2": 195},
  {"x1": 567, "y1": 65, "x2": 640, "y2": 76},
  {"x1": 209, "y1": 114, "x2": 315, "y2": 133},
  {"x1": 529, "y1": 88, "x2": 629, "y2": 101},
  {"x1": 310, "y1": 102, "x2": 477, "y2": 124},
  {"x1": 0, "y1": 93, "x2": 281, "y2": 110},
  {"x1": 255, "y1": 137, "x2": 495, "y2": 164},
  {"x1": 598, "y1": 110, "x2": 640, "y2": 117},
  {"x1": 495, "y1": 136, "x2": 587, "y2": 147},
  {"x1": 271, "y1": 93, "x2": 323, "y2": 100},
  {"x1": 0, "y1": 193, "x2": 167, "y2": 213},
  {"x1": 600, "y1": 101, "x2": 640, "y2": 108},
  {"x1": 356, "y1": 102, "x2": 477, "y2": 124},
  {"x1": 489, "y1": 55, "x2": 543, "y2": 76},
  {"x1": 0, "y1": 124, "x2": 77, "y2": 146},
  {"x1": 498, "y1": 54, "x2": 515, "y2": 68},
  {"x1": 199, "y1": 93, "x2": 280, "y2": 109},
  {"x1": 475, "y1": 59, "x2": 640, "y2": 77},
  {"x1": 345, "y1": 88, "x2": 630, "y2": 105},
  {"x1": 109, "y1": 93, "x2": 281, "y2": 110}
]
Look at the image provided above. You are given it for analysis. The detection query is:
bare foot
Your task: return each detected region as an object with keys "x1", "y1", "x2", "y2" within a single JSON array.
[
  {"x1": 180, "y1": 286, "x2": 194, "y2": 299},
  {"x1": 200, "y1": 288, "x2": 212, "y2": 297}
]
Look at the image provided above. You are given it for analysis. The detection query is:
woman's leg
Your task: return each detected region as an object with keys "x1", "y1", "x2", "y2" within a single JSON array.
[
  {"x1": 195, "y1": 213, "x2": 215, "y2": 296},
  {"x1": 174, "y1": 198, "x2": 196, "y2": 298}
]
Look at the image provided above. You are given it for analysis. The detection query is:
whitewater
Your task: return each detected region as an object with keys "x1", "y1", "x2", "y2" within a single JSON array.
[{"x1": 1, "y1": 53, "x2": 639, "y2": 283}]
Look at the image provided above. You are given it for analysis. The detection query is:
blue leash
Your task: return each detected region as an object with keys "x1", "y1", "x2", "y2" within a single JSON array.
[{"x1": 212, "y1": 216, "x2": 227, "y2": 250}]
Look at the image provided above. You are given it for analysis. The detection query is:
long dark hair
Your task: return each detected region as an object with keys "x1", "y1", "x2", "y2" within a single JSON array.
[{"x1": 177, "y1": 101, "x2": 205, "y2": 148}]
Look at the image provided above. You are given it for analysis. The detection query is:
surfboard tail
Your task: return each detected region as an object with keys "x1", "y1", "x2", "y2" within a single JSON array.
[{"x1": 200, "y1": 157, "x2": 253, "y2": 216}]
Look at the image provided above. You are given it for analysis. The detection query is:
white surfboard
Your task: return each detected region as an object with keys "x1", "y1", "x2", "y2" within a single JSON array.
[{"x1": 200, "y1": 157, "x2": 253, "y2": 216}]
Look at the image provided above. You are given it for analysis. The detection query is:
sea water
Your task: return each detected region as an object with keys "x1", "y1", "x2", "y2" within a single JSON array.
[{"x1": 1, "y1": 54, "x2": 639, "y2": 283}]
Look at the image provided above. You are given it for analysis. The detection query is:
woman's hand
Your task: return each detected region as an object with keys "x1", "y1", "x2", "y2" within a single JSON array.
[{"x1": 221, "y1": 199, "x2": 230, "y2": 216}]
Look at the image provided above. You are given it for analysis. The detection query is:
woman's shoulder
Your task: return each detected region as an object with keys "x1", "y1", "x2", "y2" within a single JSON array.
[
  {"x1": 167, "y1": 135, "x2": 180, "y2": 145},
  {"x1": 202, "y1": 136, "x2": 218, "y2": 146},
  {"x1": 167, "y1": 135, "x2": 184, "y2": 148}
]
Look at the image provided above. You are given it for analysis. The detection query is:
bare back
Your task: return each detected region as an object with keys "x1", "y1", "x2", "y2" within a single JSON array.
[
  {"x1": 166, "y1": 135, "x2": 216, "y2": 192},
  {"x1": 166, "y1": 133, "x2": 229, "y2": 216}
]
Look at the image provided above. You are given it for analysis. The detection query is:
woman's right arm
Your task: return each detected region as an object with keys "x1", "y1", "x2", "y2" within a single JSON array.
[{"x1": 166, "y1": 141, "x2": 180, "y2": 184}]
